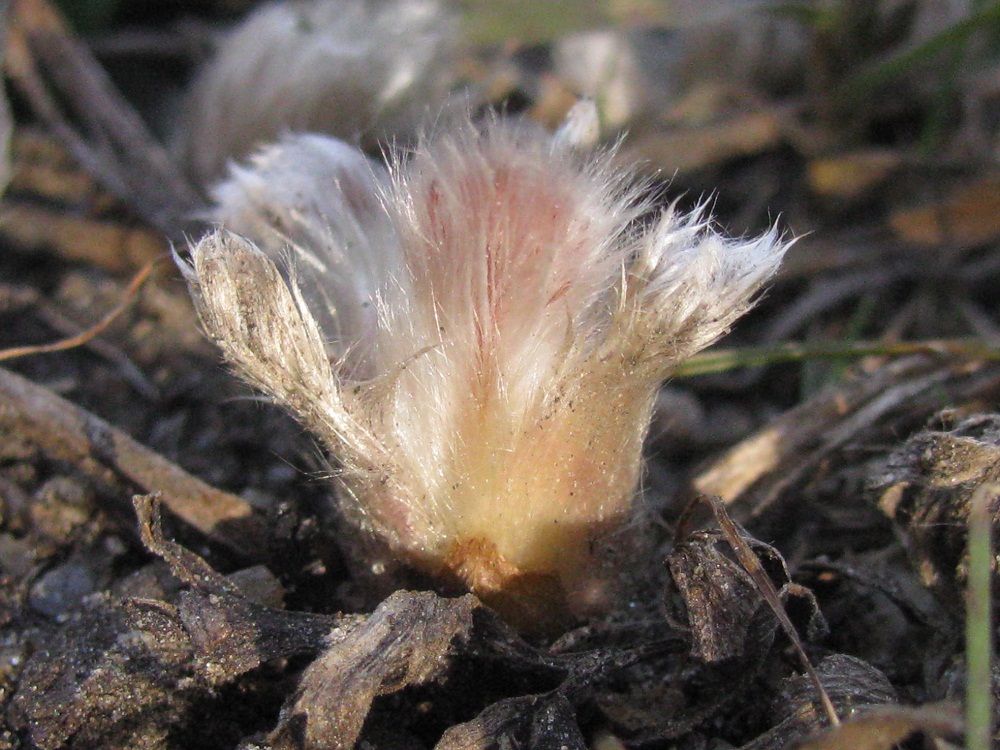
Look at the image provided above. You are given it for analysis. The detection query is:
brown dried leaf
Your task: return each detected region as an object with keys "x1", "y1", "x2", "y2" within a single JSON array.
[
  {"x1": 10, "y1": 595, "x2": 197, "y2": 750},
  {"x1": 0, "y1": 200, "x2": 166, "y2": 272},
  {"x1": 668, "y1": 508, "x2": 826, "y2": 672},
  {"x1": 437, "y1": 693, "x2": 586, "y2": 750},
  {"x1": 889, "y1": 176, "x2": 1000, "y2": 248},
  {"x1": 668, "y1": 527, "x2": 776, "y2": 663},
  {"x1": 738, "y1": 655, "x2": 898, "y2": 750},
  {"x1": 806, "y1": 150, "x2": 900, "y2": 202},
  {"x1": 695, "y1": 357, "x2": 1000, "y2": 523},
  {"x1": 624, "y1": 112, "x2": 782, "y2": 174}
]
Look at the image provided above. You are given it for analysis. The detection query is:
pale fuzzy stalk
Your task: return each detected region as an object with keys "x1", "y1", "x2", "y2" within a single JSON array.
[
  {"x1": 174, "y1": 0, "x2": 457, "y2": 186},
  {"x1": 179, "y1": 232, "x2": 406, "y2": 535},
  {"x1": 186, "y1": 111, "x2": 789, "y2": 628},
  {"x1": 180, "y1": 232, "x2": 349, "y2": 452}
]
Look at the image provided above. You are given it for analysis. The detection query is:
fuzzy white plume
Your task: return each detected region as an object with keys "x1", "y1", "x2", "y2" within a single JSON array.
[
  {"x1": 174, "y1": 0, "x2": 457, "y2": 185},
  {"x1": 183, "y1": 111, "x2": 789, "y2": 629}
]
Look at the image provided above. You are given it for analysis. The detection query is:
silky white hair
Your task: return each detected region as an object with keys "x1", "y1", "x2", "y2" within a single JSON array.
[{"x1": 181, "y1": 106, "x2": 788, "y2": 626}]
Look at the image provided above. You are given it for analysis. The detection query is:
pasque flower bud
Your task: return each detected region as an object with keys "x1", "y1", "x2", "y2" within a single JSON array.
[{"x1": 181, "y1": 105, "x2": 787, "y2": 630}]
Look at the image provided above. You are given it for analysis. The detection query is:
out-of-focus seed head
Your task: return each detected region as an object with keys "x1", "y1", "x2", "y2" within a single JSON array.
[
  {"x1": 182, "y1": 108, "x2": 788, "y2": 632},
  {"x1": 174, "y1": 0, "x2": 458, "y2": 186}
]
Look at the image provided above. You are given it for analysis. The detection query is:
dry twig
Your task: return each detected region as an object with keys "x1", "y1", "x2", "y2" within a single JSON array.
[
  {"x1": 4, "y1": 0, "x2": 204, "y2": 239},
  {"x1": 0, "y1": 259, "x2": 158, "y2": 363},
  {"x1": 0, "y1": 367, "x2": 266, "y2": 559},
  {"x1": 694, "y1": 356, "x2": 1000, "y2": 520}
]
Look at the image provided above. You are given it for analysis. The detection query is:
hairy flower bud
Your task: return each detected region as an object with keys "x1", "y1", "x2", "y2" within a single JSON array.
[{"x1": 181, "y1": 109, "x2": 787, "y2": 631}]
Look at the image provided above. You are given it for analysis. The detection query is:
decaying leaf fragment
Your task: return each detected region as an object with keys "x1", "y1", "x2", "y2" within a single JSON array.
[
  {"x1": 795, "y1": 701, "x2": 962, "y2": 750},
  {"x1": 268, "y1": 590, "x2": 478, "y2": 750},
  {"x1": 870, "y1": 411, "x2": 1000, "y2": 597},
  {"x1": 9, "y1": 496, "x2": 337, "y2": 750},
  {"x1": 436, "y1": 693, "x2": 586, "y2": 750},
  {"x1": 12, "y1": 496, "x2": 625, "y2": 750},
  {"x1": 667, "y1": 526, "x2": 825, "y2": 664},
  {"x1": 180, "y1": 106, "x2": 788, "y2": 630},
  {"x1": 740, "y1": 655, "x2": 899, "y2": 750}
]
